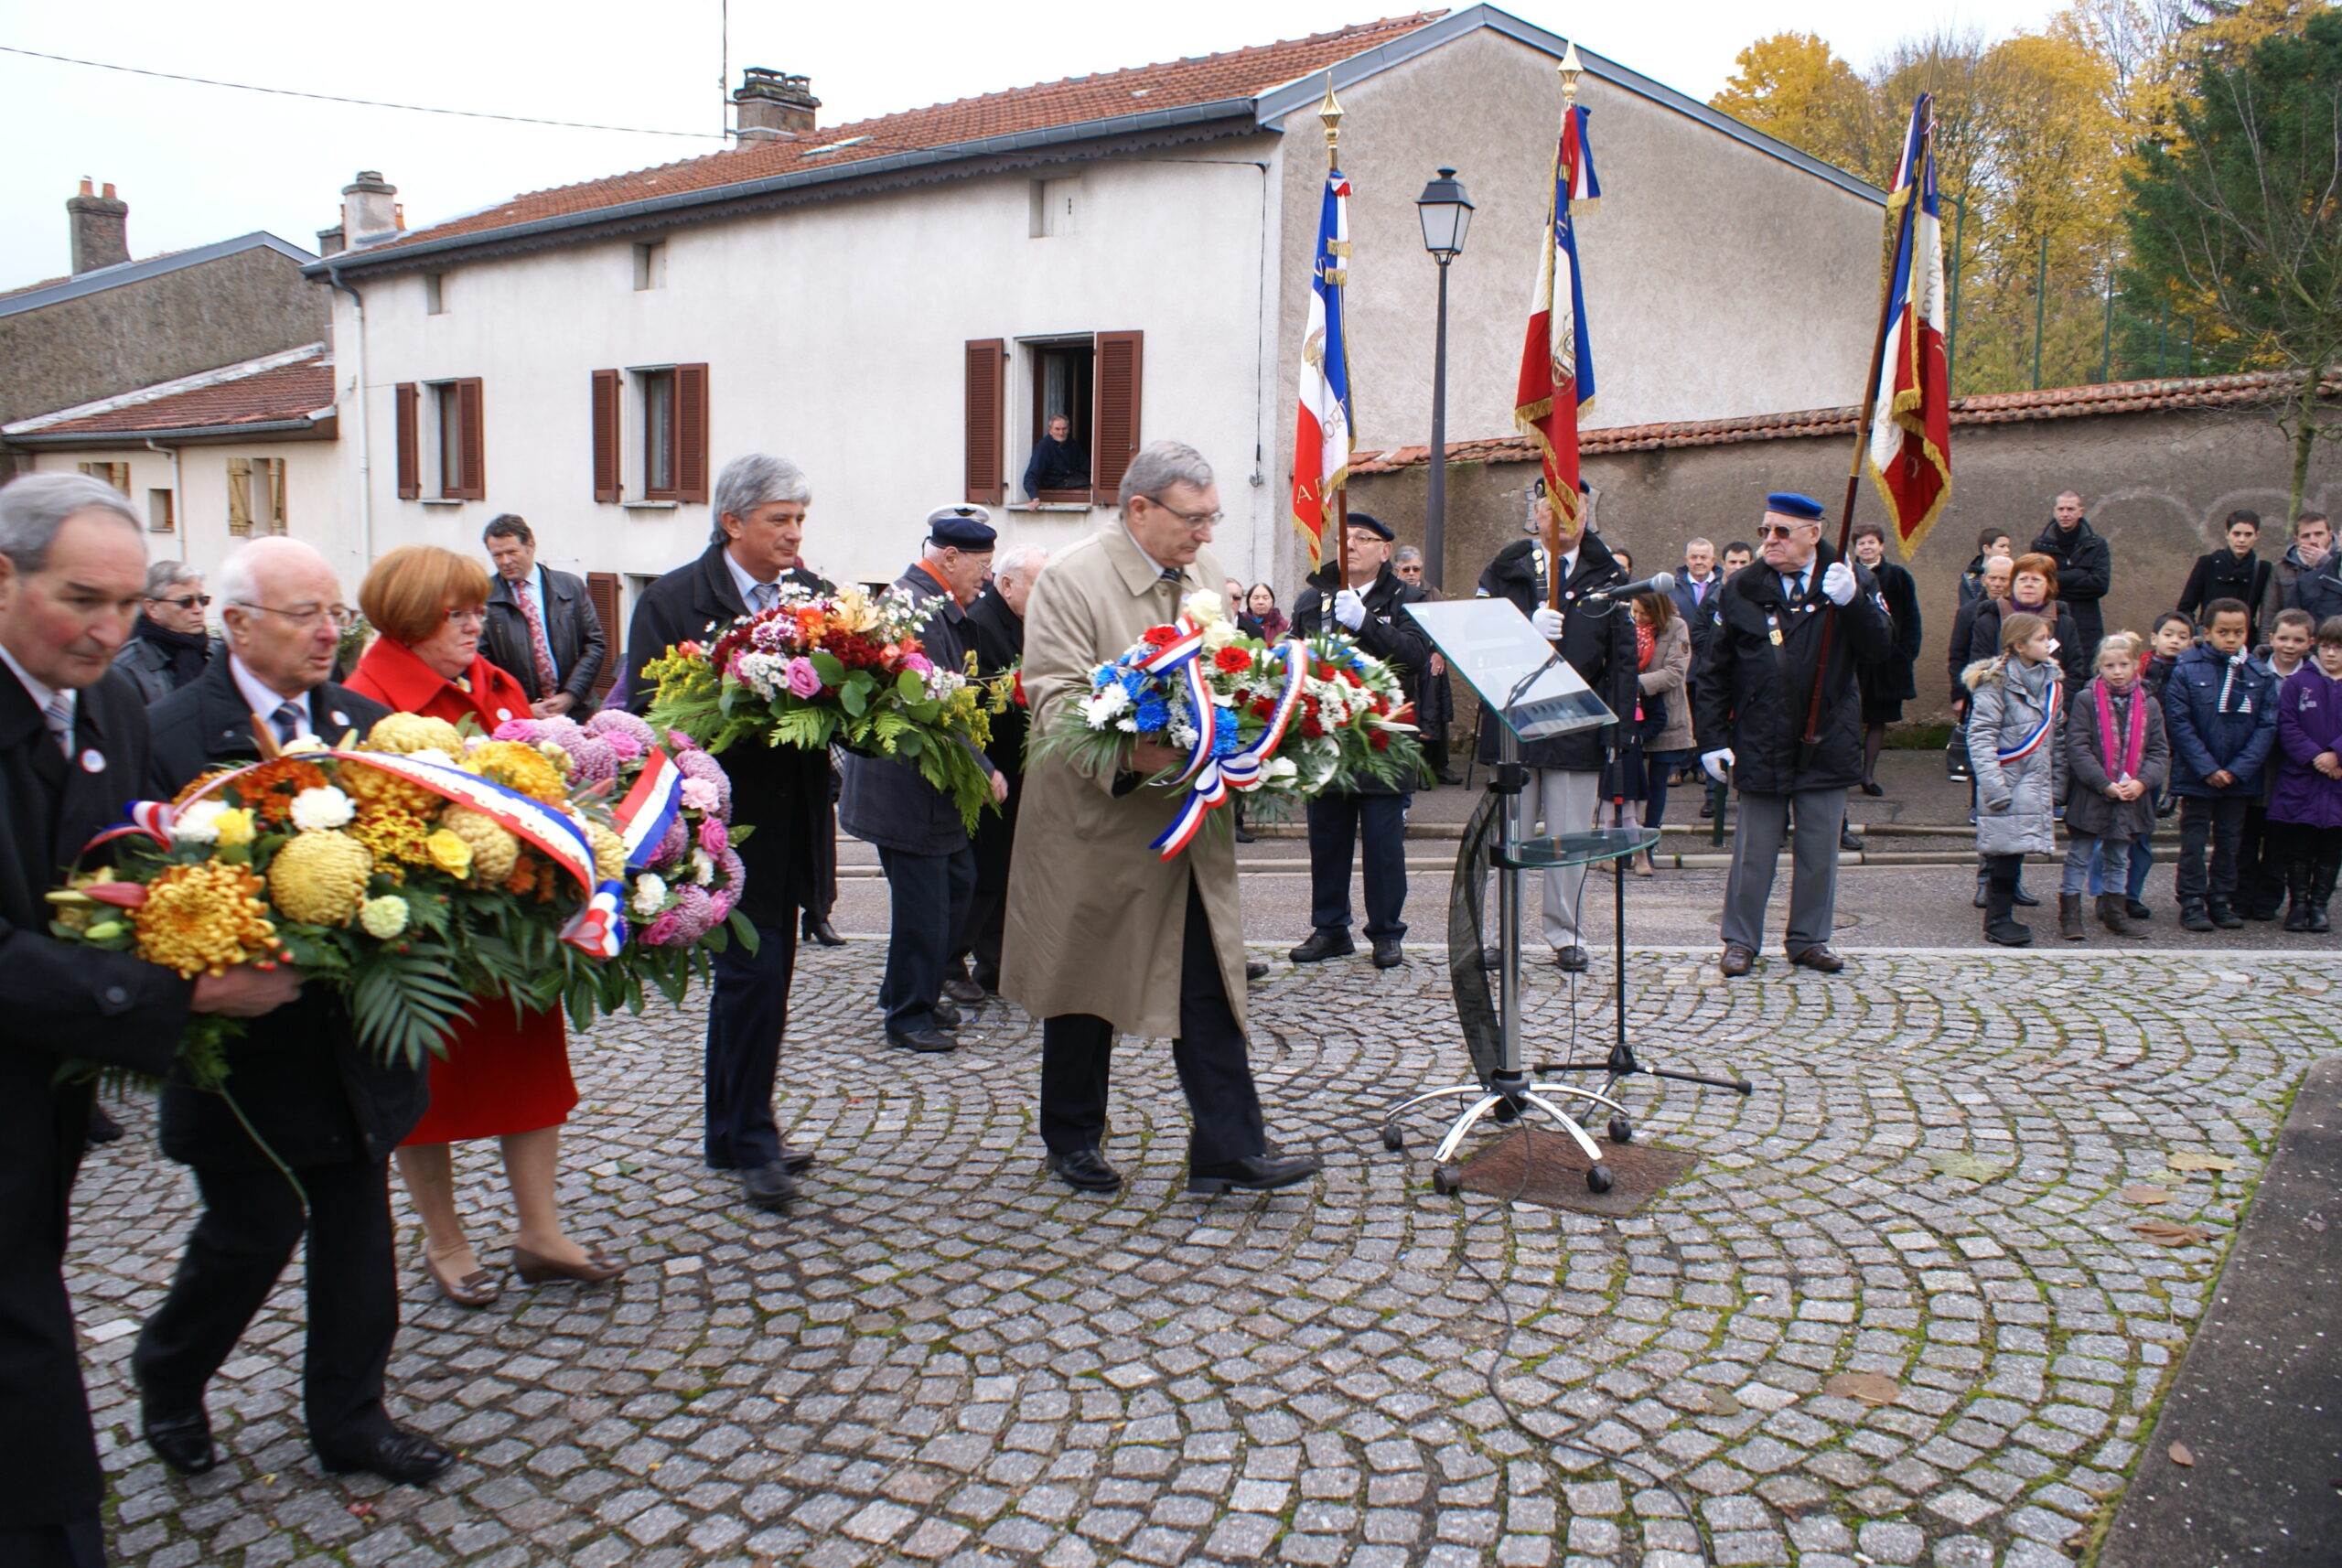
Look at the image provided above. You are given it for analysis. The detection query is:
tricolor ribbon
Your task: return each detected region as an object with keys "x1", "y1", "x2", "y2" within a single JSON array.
[
  {"x1": 612, "y1": 747, "x2": 684, "y2": 870},
  {"x1": 1147, "y1": 639, "x2": 1312, "y2": 862},
  {"x1": 562, "y1": 880, "x2": 629, "y2": 960},
  {"x1": 82, "y1": 799, "x2": 178, "y2": 855},
  {"x1": 1995, "y1": 681, "x2": 2061, "y2": 765}
]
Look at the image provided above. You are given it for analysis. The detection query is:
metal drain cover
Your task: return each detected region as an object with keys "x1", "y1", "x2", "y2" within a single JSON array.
[{"x1": 1451, "y1": 1125, "x2": 1701, "y2": 1218}]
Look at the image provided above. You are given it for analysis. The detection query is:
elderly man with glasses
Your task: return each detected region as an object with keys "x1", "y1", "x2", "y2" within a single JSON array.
[
  {"x1": 114, "y1": 559, "x2": 220, "y2": 703},
  {"x1": 1693, "y1": 492, "x2": 1895, "y2": 978}
]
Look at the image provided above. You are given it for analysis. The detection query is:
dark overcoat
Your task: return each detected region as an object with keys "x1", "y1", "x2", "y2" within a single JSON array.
[
  {"x1": 839, "y1": 564, "x2": 997, "y2": 855},
  {"x1": 1473, "y1": 534, "x2": 1638, "y2": 773},
  {"x1": 964, "y1": 586, "x2": 1026, "y2": 894},
  {"x1": 1856, "y1": 559, "x2": 1923, "y2": 703},
  {"x1": 1293, "y1": 562, "x2": 1433, "y2": 795},
  {"x1": 0, "y1": 669, "x2": 188, "y2": 1530}
]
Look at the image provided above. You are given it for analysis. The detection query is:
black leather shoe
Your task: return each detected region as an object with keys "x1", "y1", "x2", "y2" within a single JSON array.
[
  {"x1": 1789, "y1": 945, "x2": 1846, "y2": 973},
  {"x1": 1289, "y1": 929, "x2": 1354, "y2": 963},
  {"x1": 887, "y1": 1026, "x2": 957, "y2": 1054},
  {"x1": 143, "y1": 1402, "x2": 217, "y2": 1476},
  {"x1": 777, "y1": 1145, "x2": 817, "y2": 1176},
  {"x1": 741, "y1": 1163, "x2": 800, "y2": 1211},
  {"x1": 941, "y1": 974, "x2": 985, "y2": 1004},
  {"x1": 2012, "y1": 885, "x2": 2040, "y2": 908},
  {"x1": 1187, "y1": 1154, "x2": 1322, "y2": 1195},
  {"x1": 2126, "y1": 898, "x2": 2154, "y2": 921},
  {"x1": 2208, "y1": 901, "x2": 2244, "y2": 929},
  {"x1": 1553, "y1": 945, "x2": 1588, "y2": 972},
  {"x1": 2180, "y1": 899, "x2": 2217, "y2": 931},
  {"x1": 1718, "y1": 943, "x2": 1755, "y2": 978},
  {"x1": 319, "y1": 1426, "x2": 455, "y2": 1485},
  {"x1": 1480, "y1": 945, "x2": 1503, "y2": 971},
  {"x1": 1244, "y1": 961, "x2": 1269, "y2": 983},
  {"x1": 1233, "y1": 825, "x2": 1256, "y2": 843},
  {"x1": 1860, "y1": 779, "x2": 1885, "y2": 797},
  {"x1": 1048, "y1": 1148, "x2": 1123, "y2": 1192},
  {"x1": 802, "y1": 913, "x2": 846, "y2": 946},
  {"x1": 1840, "y1": 826, "x2": 1864, "y2": 853},
  {"x1": 1371, "y1": 938, "x2": 1404, "y2": 969},
  {"x1": 929, "y1": 996, "x2": 961, "y2": 1029},
  {"x1": 89, "y1": 1104, "x2": 126, "y2": 1145}
]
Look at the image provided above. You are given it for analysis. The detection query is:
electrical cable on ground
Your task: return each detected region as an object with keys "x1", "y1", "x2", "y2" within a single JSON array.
[{"x1": 0, "y1": 45, "x2": 725, "y2": 138}]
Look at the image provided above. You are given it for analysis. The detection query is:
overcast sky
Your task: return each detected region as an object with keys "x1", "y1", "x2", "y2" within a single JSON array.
[{"x1": 1, "y1": 0, "x2": 2066, "y2": 290}]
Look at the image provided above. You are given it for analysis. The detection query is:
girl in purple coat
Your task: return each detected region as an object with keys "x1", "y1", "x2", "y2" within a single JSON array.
[{"x1": 2270, "y1": 615, "x2": 2342, "y2": 931}]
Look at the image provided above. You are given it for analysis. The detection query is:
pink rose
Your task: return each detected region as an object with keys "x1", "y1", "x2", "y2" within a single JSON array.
[
  {"x1": 642, "y1": 911, "x2": 683, "y2": 947},
  {"x1": 901, "y1": 650, "x2": 934, "y2": 676},
  {"x1": 603, "y1": 730, "x2": 643, "y2": 760},
  {"x1": 698, "y1": 819, "x2": 728, "y2": 856},
  {"x1": 785, "y1": 656, "x2": 823, "y2": 699},
  {"x1": 493, "y1": 719, "x2": 536, "y2": 742},
  {"x1": 667, "y1": 729, "x2": 695, "y2": 752},
  {"x1": 679, "y1": 778, "x2": 721, "y2": 813},
  {"x1": 710, "y1": 889, "x2": 736, "y2": 923}
]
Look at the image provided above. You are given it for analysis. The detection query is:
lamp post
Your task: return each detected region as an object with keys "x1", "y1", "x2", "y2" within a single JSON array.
[{"x1": 1415, "y1": 166, "x2": 1473, "y2": 593}]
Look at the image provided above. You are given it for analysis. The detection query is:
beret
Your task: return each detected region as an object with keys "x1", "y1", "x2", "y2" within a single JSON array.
[
  {"x1": 1345, "y1": 512, "x2": 1394, "y2": 541},
  {"x1": 1765, "y1": 492, "x2": 1826, "y2": 521}
]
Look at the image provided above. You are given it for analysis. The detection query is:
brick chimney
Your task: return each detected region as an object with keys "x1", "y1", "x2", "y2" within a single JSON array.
[
  {"x1": 67, "y1": 178, "x2": 130, "y2": 274},
  {"x1": 341, "y1": 171, "x2": 399, "y2": 248},
  {"x1": 735, "y1": 69, "x2": 820, "y2": 140}
]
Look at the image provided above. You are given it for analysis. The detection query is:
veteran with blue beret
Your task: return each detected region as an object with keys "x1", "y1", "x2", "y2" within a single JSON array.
[{"x1": 1692, "y1": 492, "x2": 1896, "y2": 978}]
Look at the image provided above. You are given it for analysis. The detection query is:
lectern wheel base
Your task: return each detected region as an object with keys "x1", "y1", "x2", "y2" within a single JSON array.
[
  {"x1": 1586, "y1": 1165, "x2": 1614, "y2": 1195},
  {"x1": 1380, "y1": 1126, "x2": 1406, "y2": 1153},
  {"x1": 1433, "y1": 1165, "x2": 1465, "y2": 1196},
  {"x1": 1607, "y1": 1115, "x2": 1633, "y2": 1145}
]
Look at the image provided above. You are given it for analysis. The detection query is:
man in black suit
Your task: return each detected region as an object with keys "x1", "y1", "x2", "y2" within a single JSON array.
[
  {"x1": 951, "y1": 542, "x2": 1045, "y2": 996},
  {"x1": 0, "y1": 474, "x2": 298, "y2": 1568},
  {"x1": 840, "y1": 508, "x2": 1007, "y2": 1054},
  {"x1": 783, "y1": 560, "x2": 847, "y2": 948},
  {"x1": 133, "y1": 536, "x2": 451, "y2": 1487},
  {"x1": 481, "y1": 513, "x2": 607, "y2": 718},
  {"x1": 620, "y1": 455, "x2": 833, "y2": 1213}
]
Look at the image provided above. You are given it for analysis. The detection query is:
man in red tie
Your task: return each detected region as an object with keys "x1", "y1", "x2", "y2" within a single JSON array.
[{"x1": 481, "y1": 515, "x2": 607, "y2": 719}]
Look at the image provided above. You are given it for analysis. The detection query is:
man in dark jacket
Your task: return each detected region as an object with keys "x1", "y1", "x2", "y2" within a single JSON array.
[
  {"x1": 1021, "y1": 414, "x2": 1090, "y2": 502},
  {"x1": 952, "y1": 542, "x2": 1045, "y2": 995},
  {"x1": 840, "y1": 508, "x2": 1004, "y2": 1054},
  {"x1": 2032, "y1": 491, "x2": 2112, "y2": 659},
  {"x1": 1289, "y1": 514, "x2": 1432, "y2": 969},
  {"x1": 481, "y1": 514, "x2": 607, "y2": 718},
  {"x1": 114, "y1": 558, "x2": 218, "y2": 703},
  {"x1": 0, "y1": 474, "x2": 298, "y2": 1567},
  {"x1": 2268, "y1": 512, "x2": 2342, "y2": 627},
  {"x1": 783, "y1": 560, "x2": 847, "y2": 948},
  {"x1": 1694, "y1": 492, "x2": 1895, "y2": 977},
  {"x1": 620, "y1": 453, "x2": 833, "y2": 1212},
  {"x1": 2163, "y1": 599, "x2": 2279, "y2": 929},
  {"x1": 133, "y1": 536, "x2": 451, "y2": 1487},
  {"x1": 2178, "y1": 510, "x2": 2274, "y2": 639},
  {"x1": 1474, "y1": 482, "x2": 1637, "y2": 972}
]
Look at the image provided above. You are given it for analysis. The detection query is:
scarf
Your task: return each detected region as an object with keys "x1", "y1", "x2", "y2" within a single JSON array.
[
  {"x1": 2093, "y1": 678, "x2": 2147, "y2": 781},
  {"x1": 134, "y1": 613, "x2": 211, "y2": 689},
  {"x1": 1633, "y1": 623, "x2": 1656, "y2": 723},
  {"x1": 2216, "y1": 650, "x2": 2247, "y2": 713}
]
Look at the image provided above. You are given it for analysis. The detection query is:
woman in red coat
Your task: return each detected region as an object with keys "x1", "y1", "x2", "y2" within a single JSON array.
[{"x1": 348, "y1": 544, "x2": 623, "y2": 1305}]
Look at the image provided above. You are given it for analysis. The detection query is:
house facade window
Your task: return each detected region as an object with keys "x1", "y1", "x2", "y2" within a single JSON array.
[
  {"x1": 424, "y1": 273, "x2": 446, "y2": 314},
  {"x1": 147, "y1": 487, "x2": 174, "y2": 532},
  {"x1": 640, "y1": 368, "x2": 676, "y2": 496},
  {"x1": 77, "y1": 460, "x2": 130, "y2": 494},
  {"x1": 966, "y1": 330, "x2": 1141, "y2": 507},
  {"x1": 633, "y1": 240, "x2": 667, "y2": 290},
  {"x1": 397, "y1": 379, "x2": 483, "y2": 500},
  {"x1": 593, "y1": 364, "x2": 705, "y2": 504},
  {"x1": 227, "y1": 457, "x2": 286, "y2": 538}
]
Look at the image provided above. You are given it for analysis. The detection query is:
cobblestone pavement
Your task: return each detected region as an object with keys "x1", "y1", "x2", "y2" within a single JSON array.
[{"x1": 69, "y1": 945, "x2": 2342, "y2": 1568}]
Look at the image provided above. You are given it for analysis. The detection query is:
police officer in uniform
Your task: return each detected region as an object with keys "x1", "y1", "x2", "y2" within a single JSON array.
[
  {"x1": 1694, "y1": 492, "x2": 1895, "y2": 977},
  {"x1": 1474, "y1": 479, "x2": 1637, "y2": 972},
  {"x1": 1289, "y1": 514, "x2": 1432, "y2": 968}
]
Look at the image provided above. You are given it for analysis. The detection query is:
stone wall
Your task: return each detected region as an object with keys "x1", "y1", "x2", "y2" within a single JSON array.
[{"x1": 1348, "y1": 392, "x2": 2339, "y2": 726}]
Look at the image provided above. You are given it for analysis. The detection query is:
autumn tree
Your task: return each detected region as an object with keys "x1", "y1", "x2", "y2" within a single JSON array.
[
  {"x1": 1711, "y1": 34, "x2": 1885, "y2": 180},
  {"x1": 2122, "y1": 7, "x2": 2342, "y2": 511}
]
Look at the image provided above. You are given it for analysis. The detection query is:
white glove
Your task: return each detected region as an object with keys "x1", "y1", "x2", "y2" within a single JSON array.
[
  {"x1": 1823, "y1": 561, "x2": 1857, "y2": 606},
  {"x1": 1333, "y1": 587, "x2": 1367, "y2": 631},
  {"x1": 1531, "y1": 605, "x2": 1565, "y2": 639},
  {"x1": 1702, "y1": 747, "x2": 1735, "y2": 783}
]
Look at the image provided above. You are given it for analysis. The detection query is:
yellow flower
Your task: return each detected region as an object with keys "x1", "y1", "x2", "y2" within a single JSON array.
[
  {"x1": 585, "y1": 822, "x2": 628, "y2": 884},
  {"x1": 366, "y1": 713, "x2": 467, "y2": 756},
  {"x1": 424, "y1": 828, "x2": 473, "y2": 880},
  {"x1": 464, "y1": 740, "x2": 569, "y2": 803},
  {"x1": 349, "y1": 804, "x2": 435, "y2": 866},
  {"x1": 358, "y1": 895, "x2": 410, "y2": 939},
  {"x1": 339, "y1": 758, "x2": 443, "y2": 820},
  {"x1": 212, "y1": 808, "x2": 256, "y2": 848},
  {"x1": 135, "y1": 860, "x2": 277, "y2": 977},
  {"x1": 266, "y1": 830, "x2": 375, "y2": 927},
  {"x1": 442, "y1": 806, "x2": 520, "y2": 883}
]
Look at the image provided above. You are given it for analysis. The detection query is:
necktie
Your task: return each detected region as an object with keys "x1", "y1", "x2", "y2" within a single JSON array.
[
  {"x1": 1784, "y1": 571, "x2": 1806, "y2": 602},
  {"x1": 1693, "y1": 579, "x2": 1708, "y2": 605},
  {"x1": 271, "y1": 702, "x2": 305, "y2": 746},
  {"x1": 1159, "y1": 568, "x2": 1182, "y2": 585},
  {"x1": 516, "y1": 579, "x2": 560, "y2": 694},
  {"x1": 750, "y1": 582, "x2": 779, "y2": 615},
  {"x1": 42, "y1": 693, "x2": 73, "y2": 757}
]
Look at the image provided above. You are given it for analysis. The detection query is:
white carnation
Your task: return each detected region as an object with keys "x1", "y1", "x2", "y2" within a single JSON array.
[
  {"x1": 172, "y1": 798, "x2": 227, "y2": 844},
  {"x1": 287, "y1": 785, "x2": 356, "y2": 832},
  {"x1": 691, "y1": 847, "x2": 716, "y2": 886},
  {"x1": 631, "y1": 873, "x2": 670, "y2": 916}
]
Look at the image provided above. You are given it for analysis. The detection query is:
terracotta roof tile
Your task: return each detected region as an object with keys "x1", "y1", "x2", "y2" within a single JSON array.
[
  {"x1": 1350, "y1": 369, "x2": 2342, "y2": 472},
  {"x1": 361, "y1": 13, "x2": 1443, "y2": 255},
  {"x1": 24, "y1": 358, "x2": 336, "y2": 438}
]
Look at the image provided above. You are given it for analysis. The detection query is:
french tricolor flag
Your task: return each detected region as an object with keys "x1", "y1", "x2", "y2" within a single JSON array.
[
  {"x1": 1866, "y1": 94, "x2": 1952, "y2": 557},
  {"x1": 614, "y1": 747, "x2": 685, "y2": 870}
]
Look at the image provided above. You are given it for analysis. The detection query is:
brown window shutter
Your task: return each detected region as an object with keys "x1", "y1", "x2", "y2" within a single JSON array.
[
  {"x1": 1090, "y1": 330, "x2": 1143, "y2": 505},
  {"x1": 266, "y1": 457, "x2": 287, "y2": 534},
  {"x1": 591, "y1": 370, "x2": 622, "y2": 502},
  {"x1": 963, "y1": 338, "x2": 1004, "y2": 505},
  {"x1": 226, "y1": 457, "x2": 252, "y2": 537},
  {"x1": 455, "y1": 378, "x2": 486, "y2": 499},
  {"x1": 395, "y1": 382, "x2": 420, "y2": 499},
  {"x1": 586, "y1": 572, "x2": 623, "y2": 700},
  {"x1": 675, "y1": 363, "x2": 710, "y2": 504}
]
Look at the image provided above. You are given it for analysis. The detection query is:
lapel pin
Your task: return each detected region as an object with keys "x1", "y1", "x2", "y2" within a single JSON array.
[
  {"x1": 81, "y1": 747, "x2": 106, "y2": 774},
  {"x1": 330, "y1": 709, "x2": 349, "y2": 728}
]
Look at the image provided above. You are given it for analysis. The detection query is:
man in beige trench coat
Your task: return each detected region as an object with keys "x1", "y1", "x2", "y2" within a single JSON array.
[{"x1": 1002, "y1": 441, "x2": 1323, "y2": 1197}]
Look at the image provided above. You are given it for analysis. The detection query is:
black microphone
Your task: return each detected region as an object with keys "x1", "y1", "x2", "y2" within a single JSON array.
[{"x1": 1585, "y1": 570, "x2": 1676, "y2": 601}]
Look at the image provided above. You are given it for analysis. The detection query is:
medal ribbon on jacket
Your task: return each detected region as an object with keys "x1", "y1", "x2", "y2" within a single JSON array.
[
  {"x1": 1996, "y1": 677, "x2": 2061, "y2": 765},
  {"x1": 1146, "y1": 634, "x2": 1311, "y2": 862}
]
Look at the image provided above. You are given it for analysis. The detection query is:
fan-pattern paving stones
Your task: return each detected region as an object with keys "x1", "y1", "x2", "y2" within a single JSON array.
[{"x1": 67, "y1": 947, "x2": 2338, "y2": 1566}]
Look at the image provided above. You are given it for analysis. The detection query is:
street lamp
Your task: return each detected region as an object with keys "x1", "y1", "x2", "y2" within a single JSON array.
[{"x1": 1416, "y1": 167, "x2": 1473, "y2": 592}]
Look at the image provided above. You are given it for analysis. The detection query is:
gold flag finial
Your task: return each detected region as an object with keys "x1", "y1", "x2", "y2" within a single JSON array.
[
  {"x1": 1558, "y1": 40, "x2": 1584, "y2": 107},
  {"x1": 1318, "y1": 71, "x2": 1344, "y2": 168}
]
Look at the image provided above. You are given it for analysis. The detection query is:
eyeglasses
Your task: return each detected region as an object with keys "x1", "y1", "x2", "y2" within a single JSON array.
[
  {"x1": 155, "y1": 594, "x2": 212, "y2": 610},
  {"x1": 234, "y1": 600, "x2": 356, "y2": 631},
  {"x1": 1143, "y1": 497, "x2": 1224, "y2": 529},
  {"x1": 445, "y1": 607, "x2": 489, "y2": 628},
  {"x1": 1756, "y1": 524, "x2": 1808, "y2": 541}
]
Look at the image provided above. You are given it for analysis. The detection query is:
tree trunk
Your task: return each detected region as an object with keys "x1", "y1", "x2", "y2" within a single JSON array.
[{"x1": 2291, "y1": 367, "x2": 2322, "y2": 521}]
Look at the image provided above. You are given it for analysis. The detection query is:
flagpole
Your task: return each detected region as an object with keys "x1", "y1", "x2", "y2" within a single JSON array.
[
  {"x1": 1322, "y1": 74, "x2": 1350, "y2": 582},
  {"x1": 1800, "y1": 113, "x2": 1926, "y2": 746},
  {"x1": 1540, "y1": 43, "x2": 1584, "y2": 616}
]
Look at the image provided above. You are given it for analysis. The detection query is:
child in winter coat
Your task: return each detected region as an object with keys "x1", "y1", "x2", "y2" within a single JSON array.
[
  {"x1": 2061, "y1": 633, "x2": 2168, "y2": 939},
  {"x1": 1967, "y1": 612, "x2": 2068, "y2": 946},
  {"x1": 2269, "y1": 615, "x2": 2342, "y2": 931},
  {"x1": 2163, "y1": 599, "x2": 2279, "y2": 929}
]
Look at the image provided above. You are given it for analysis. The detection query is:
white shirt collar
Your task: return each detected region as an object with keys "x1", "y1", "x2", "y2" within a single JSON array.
[
  {"x1": 722, "y1": 547, "x2": 778, "y2": 607},
  {"x1": 1121, "y1": 521, "x2": 1174, "y2": 579},
  {"x1": 229, "y1": 653, "x2": 311, "y2": 737},
  {"x1": 0, "y1": 642, "x2": 67, "y2": 724}
]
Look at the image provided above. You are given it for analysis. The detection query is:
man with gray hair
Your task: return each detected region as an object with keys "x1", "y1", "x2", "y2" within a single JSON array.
[
  {"x1": 0, "y1": 473, "x2": 299, "y2": 1563},
  {"x1": 115, "y1": 557, "x2": 217, "y2": 703},
  {"x1": 950, "y1": 540, "x2": 1047, "y2": 997},
  {"x1": 621, "y1": 453, "x2": 833, "y2": 1213},
  {"x1": 1004, "y1": 440, "x2": 1319, "y2": 1197}
]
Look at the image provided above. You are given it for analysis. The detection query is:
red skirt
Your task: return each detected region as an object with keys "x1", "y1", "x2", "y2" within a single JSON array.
[{"x1": 402, "y1": 1004, "x2": 576, "y2": 1144}]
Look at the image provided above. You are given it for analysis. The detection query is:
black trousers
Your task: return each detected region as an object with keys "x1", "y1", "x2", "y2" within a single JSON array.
[
  {"x1": 2176, "y1": 795, "x2": 2251, "y2": 903},
  {"x1": 2240, "y1": 800, "x2": 2283, "y2": 911},
  {"x1": 802, "y1": 765, "x2": 840, "y2": 922},
  {"x1": 1039, "y1": 877, "x2": 1267, "y2": 1168},
  {"x1": 877, "y1": 844, "x2": 975, "y2": 1033},
  {"x1": 1305, "y1": 791, "x2": 1410, "y2": 940},
  {"x1": 0, "y1": 1520, "x2": 104, "y2": 1568},
  {"x1": 133, "y1": 1158, "x2": 399, "y2": 1459},
  {"x1": 704, "y1": 918, "x2": 799, "y2": 1170},
  {"x1": 959, "y1": 879, "x2": 1008, "y2": 992}
]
